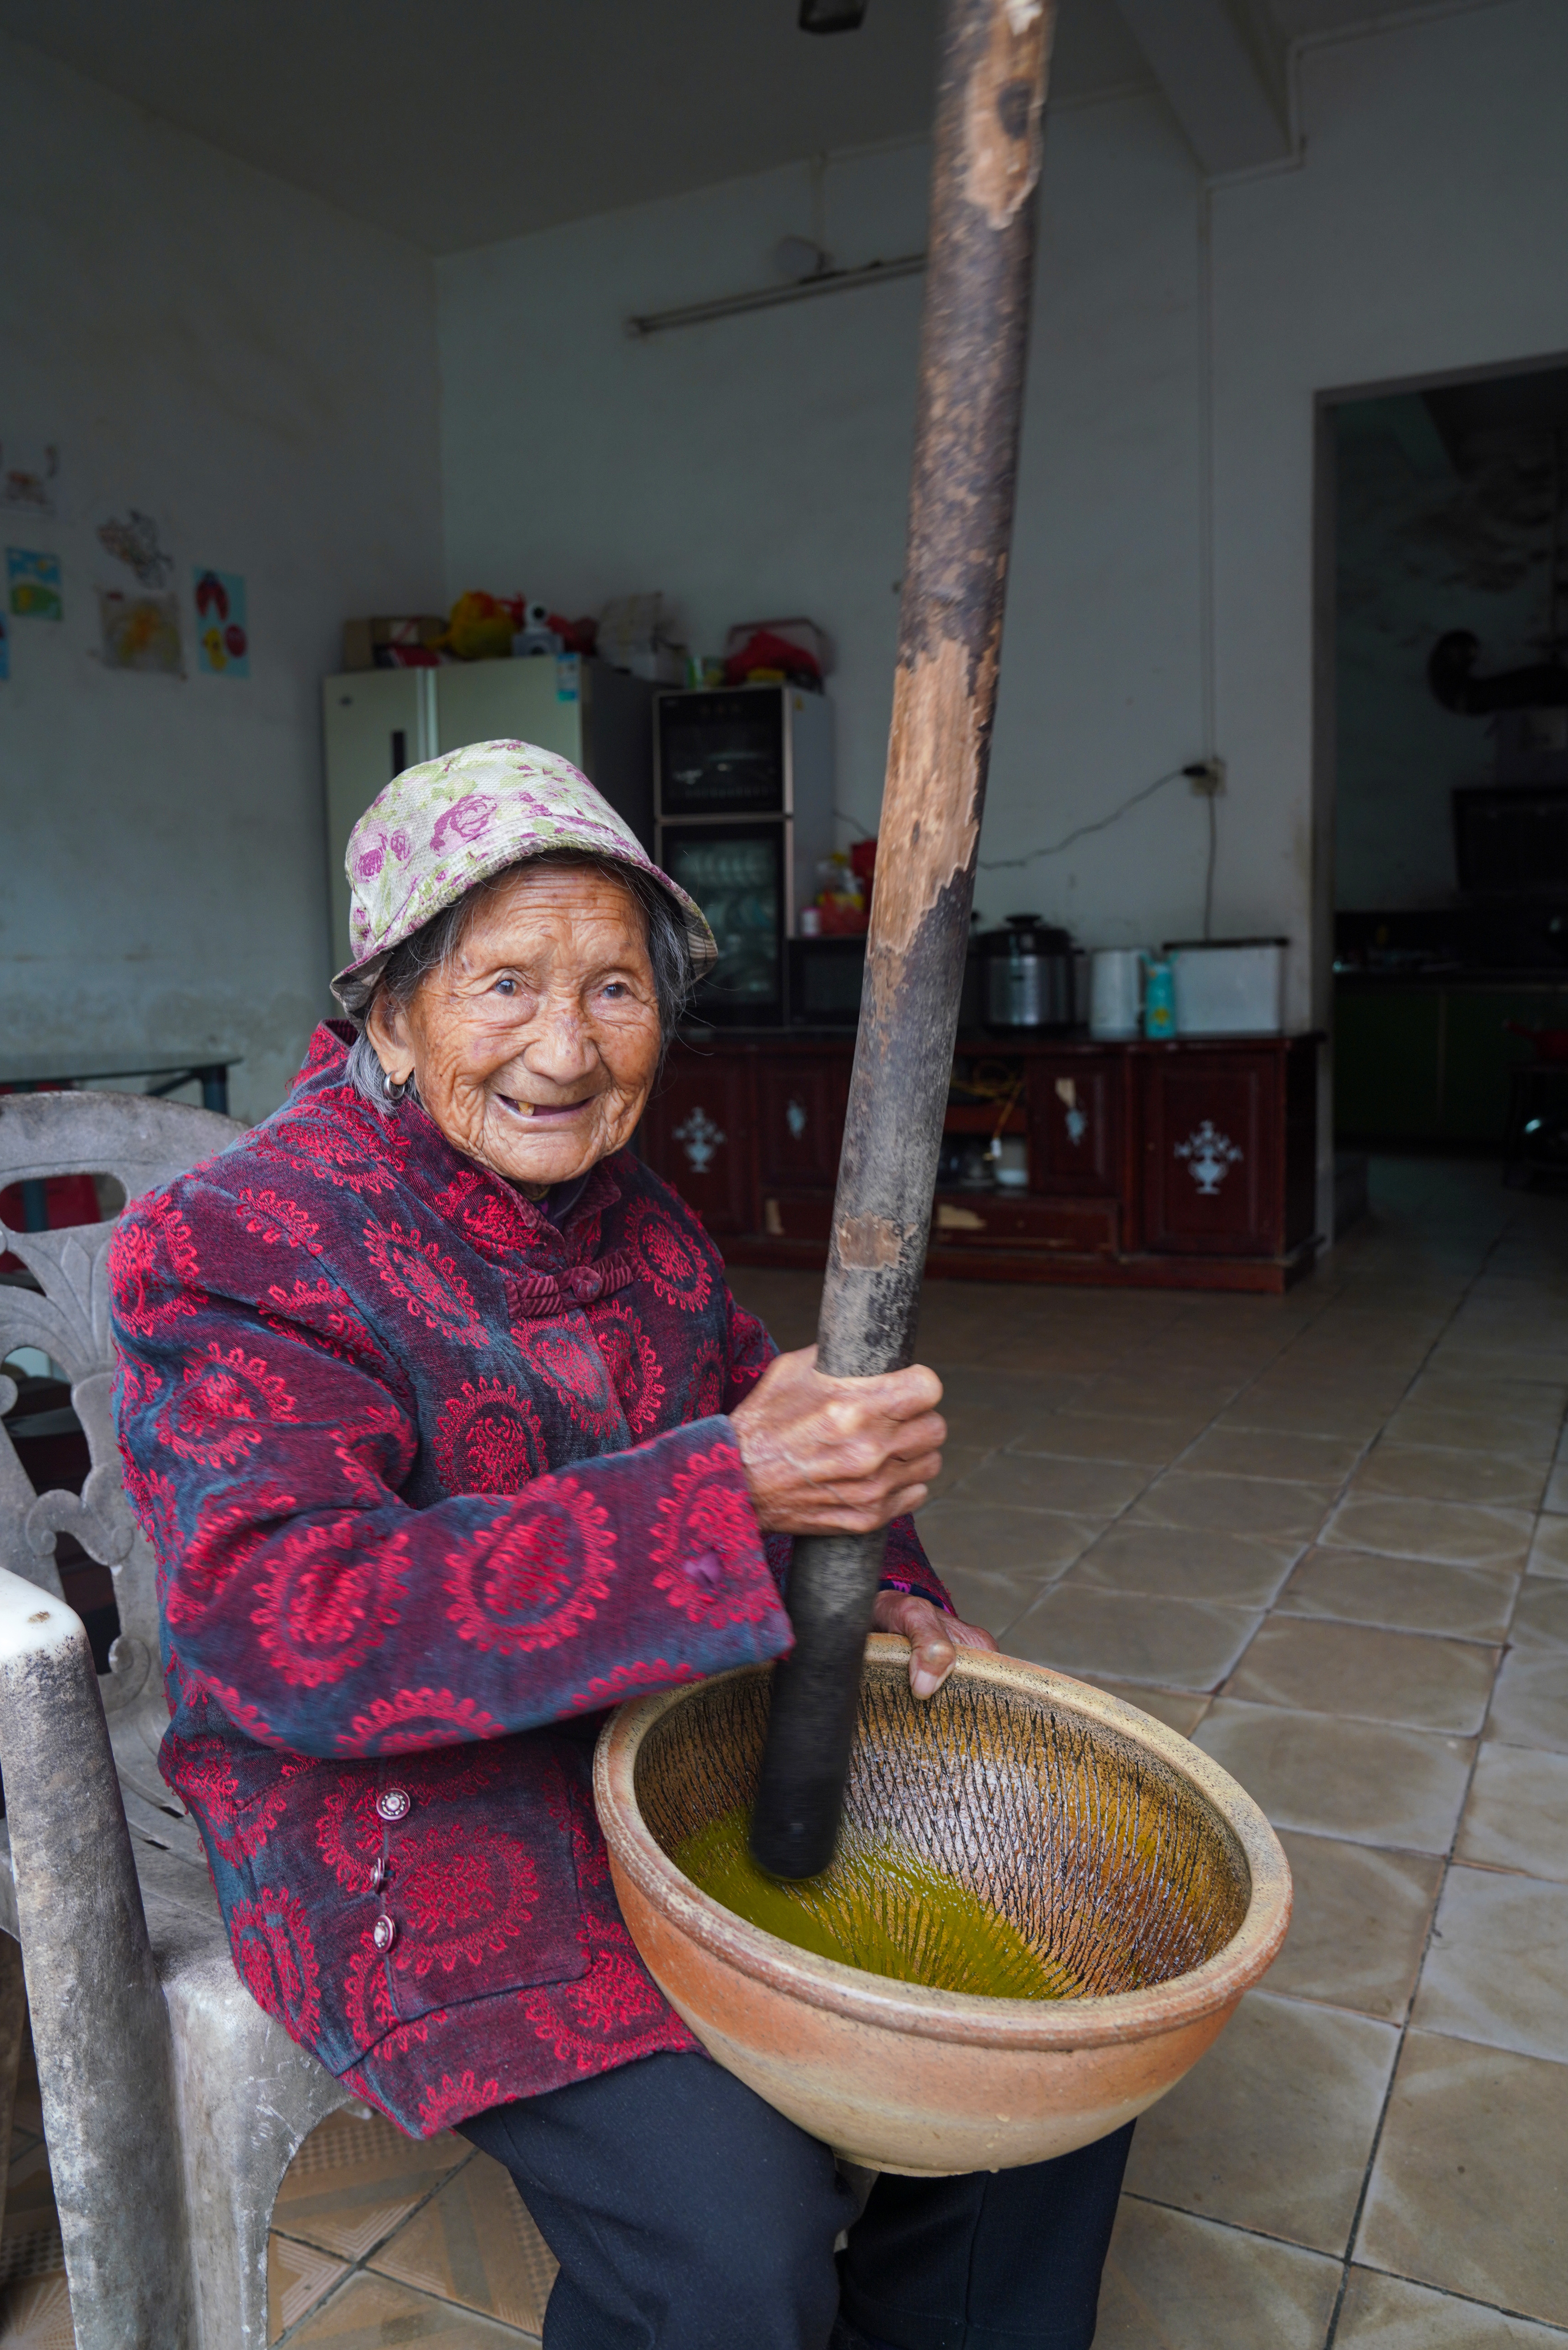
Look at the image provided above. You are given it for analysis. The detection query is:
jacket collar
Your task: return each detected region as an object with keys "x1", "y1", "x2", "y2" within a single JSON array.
[{"x1": 291, "y1": 1023, "x2": 627, "y2": 1271}]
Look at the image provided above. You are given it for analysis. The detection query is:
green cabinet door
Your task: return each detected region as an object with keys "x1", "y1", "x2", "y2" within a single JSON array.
[
  {"x1": 1336, "y1": 980, "x2": 1568, "y2": 1145},
  {"x1": 1334, "y1": 987, "x2": 1442, "y2": 1141}
]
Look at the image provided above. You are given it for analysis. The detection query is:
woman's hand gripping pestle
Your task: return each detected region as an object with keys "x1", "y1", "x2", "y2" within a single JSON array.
[{"x1": 731, "y1": 1347, "x2": 998, "y2": 1697}]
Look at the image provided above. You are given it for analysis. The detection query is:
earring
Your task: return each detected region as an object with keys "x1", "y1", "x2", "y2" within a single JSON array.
[{"x1": 382, "y1": 1067, "x2": 409, "y2": 1105}]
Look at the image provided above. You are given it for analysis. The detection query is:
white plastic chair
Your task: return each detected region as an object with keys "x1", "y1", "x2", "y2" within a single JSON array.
[{"x1": 0, "y1": 1091, "x2": 355, "y2": 2349}]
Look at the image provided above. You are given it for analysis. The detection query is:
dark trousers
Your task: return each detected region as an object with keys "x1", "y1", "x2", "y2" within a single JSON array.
[{"x1": 460, "y1": 2051, "x2": 1131, "y2": 2350}]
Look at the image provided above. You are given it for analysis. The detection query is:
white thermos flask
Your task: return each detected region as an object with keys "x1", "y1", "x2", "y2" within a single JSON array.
[{"x1": 1089, "y1": 949, "x2": 1143, "y2": 1039}]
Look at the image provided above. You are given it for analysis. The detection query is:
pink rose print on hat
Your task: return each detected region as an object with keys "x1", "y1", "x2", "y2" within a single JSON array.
[
  {"x1": 431, "y1": 795, "x2": 497, "y2": 853},
  {"x1": 333, "y1": 738, "x2": 718, "y2": 994}
]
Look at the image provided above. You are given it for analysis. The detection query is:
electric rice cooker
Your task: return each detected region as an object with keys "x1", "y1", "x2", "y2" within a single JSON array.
[{"x1": 980, "y1": 915, "x2": 1078, "y2": 1033}]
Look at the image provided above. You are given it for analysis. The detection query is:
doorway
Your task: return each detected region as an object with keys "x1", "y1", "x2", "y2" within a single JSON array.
[{"x1": 1318, "y1": 357, "x2": 1568, "y2": 1182}]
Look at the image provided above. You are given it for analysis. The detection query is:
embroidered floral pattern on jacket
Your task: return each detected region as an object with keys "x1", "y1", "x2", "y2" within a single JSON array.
[
  {"x1": 510, "y1": 1318, "x2": 623, "y2": 1438},
  {"x1": 110, "y1": 1023, "x2": 951, "y2": 2137},
  {"x1": 445, "y1": 1481, "x2": 617, "y2": 1657},
  {"x1": 234, "y1": 1189, "x2": 322, "y2": 1251},
  {"x1": 231, "y1": 1887, "x2": 321, "y2": 2043},
  {"x1": 623, "y1": 1200, "x2": 713, "y2": 1313},
  {"x1": 335, "y1": 1687, "x2": 510, "y2": 1756},
  {"x1": 110, "y1": 1195, "x2": 201, "y2": 1337},
  {"x1": 417, "y1": 2070, "x2": 503, "y2": 2137},
  {"x1": 251, "y1": 1516, "x2": 409, "y2": 1689},
  {"x1": 158, "y1": 1343, "x2": 298, "y2": 1469},
  {"x1": 650, "y1": 1448, "x2": 781, "y2": 1627},
  {"x1": 389, "y1": 1821, "x2": 541, "y2": 1979},
  {"x1": 433, "y1": 1378, "x2": 546, "y2": 1494},
  {"x1": 589, "y1": 1303, "x2": 665, "y2": 1435},
  {"x1": 259, "y1": 1276, "x2": 397, "y2": 1381},
  {"x1": 259, "y1": 1099, "x2": 407, "y2": 1196},
  {"x1": 361, "y1": 1218, "x2": 488, "y2": 1345}
]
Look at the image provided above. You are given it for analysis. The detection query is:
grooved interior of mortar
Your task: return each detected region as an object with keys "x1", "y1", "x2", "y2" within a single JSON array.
[{"x1": 634, "y1": 1663, "x2": 1252, "y2": 1997}]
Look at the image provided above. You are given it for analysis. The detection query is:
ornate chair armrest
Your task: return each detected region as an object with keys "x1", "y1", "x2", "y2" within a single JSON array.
[{"x1": 0, "y1": 1565, "x2": 197, "y2": 2345}]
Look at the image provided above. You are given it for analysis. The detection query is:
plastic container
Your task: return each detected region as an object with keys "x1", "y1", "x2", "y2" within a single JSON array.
[
  {"x1": 992, "y1": 1136, "x2": 1029, "y2": 1190},
  {"x1": 1165, "y1": 939, "x2": 1287, "y2": 1036},
  {"x1": 1143, "y1": 956, "x2": 1176, "y2": 1040}
]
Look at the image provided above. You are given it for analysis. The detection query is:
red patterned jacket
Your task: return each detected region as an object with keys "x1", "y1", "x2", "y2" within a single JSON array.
[{"x1": 110, "y1": 1024, "x2": 950, "y2": 2137}]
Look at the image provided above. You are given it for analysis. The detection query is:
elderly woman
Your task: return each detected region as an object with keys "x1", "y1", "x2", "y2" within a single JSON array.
[{"x1": 111, "y1": 742, "x2": 1130, "y2": 2350}]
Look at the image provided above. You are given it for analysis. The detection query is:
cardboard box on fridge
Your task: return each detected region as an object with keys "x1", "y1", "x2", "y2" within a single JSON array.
[{"x1": 341, "y1": 615, "x2": 446, "y2": 672}]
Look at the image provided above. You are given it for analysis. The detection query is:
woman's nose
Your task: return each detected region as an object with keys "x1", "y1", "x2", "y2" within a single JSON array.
[{"x1": 523, "y1": 999, "x2": 596, "y2": 1081}]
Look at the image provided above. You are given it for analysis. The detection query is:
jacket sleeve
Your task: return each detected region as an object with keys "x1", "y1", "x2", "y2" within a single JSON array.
[
  {"x1": 718, "y1": 1290, "x2": 955, "y2": 1617},
  {"x1": 112, "y1": 1204, "x2": 792, "y2": 1762}
]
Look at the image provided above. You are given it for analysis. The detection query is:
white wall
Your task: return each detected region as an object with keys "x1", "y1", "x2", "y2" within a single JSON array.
[
  {"x1": 1209, "y1": 0, "x2": 1568, "y2": 1207},
  {"x1": 438, "y1": 0, "x2": 1568, "y2": 1225},
  {"x1": 0, "y1": 37, "x2": 443, "y2": 1122},
  {"x1": 438, "y1": 141, "x2": 933, "y2": 843},
  {"x1": 437, "y1": 103, "x2": 1213, "y2": 946},
  {"x1": 435, "y1": 5, "x2": 1568, "y2": 1212},
  {"x1": 12, "y1": 5, "x2": 1552, "y2": 1149}
]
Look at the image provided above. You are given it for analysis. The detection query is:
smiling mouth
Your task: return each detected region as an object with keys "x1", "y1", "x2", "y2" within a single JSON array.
[{"x1": 497, "y1": 1094, "x2": 590, "y2": 1124}]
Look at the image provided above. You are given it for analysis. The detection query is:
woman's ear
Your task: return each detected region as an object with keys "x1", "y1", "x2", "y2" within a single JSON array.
[{"x1": 366, "y1": 991, "x2": 416, "y2": 1089}]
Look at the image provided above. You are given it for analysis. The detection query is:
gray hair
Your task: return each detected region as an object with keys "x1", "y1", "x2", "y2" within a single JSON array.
[{"x1": 333, "y1": 850, "x2": 695, "y2": 1115}]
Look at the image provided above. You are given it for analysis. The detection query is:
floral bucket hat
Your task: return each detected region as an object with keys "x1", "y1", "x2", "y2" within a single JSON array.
[{"x1": 332, "y1": 738, "x2": 716, "y2": 995}]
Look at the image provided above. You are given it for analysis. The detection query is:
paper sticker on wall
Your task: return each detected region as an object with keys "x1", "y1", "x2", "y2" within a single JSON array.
[
  {"x1": 96, "y1": 508, "x2": 174, "y2": 588},
  {"x1": 194, "y1": 568, "x2": 249, "y2": 676},
  {"x1": 0, "y1": 438, "x2": 61, "y2": 520},
  {"x1": 7, "y1": 549, "x2": 62, "y2": 620},
  {"x1": 97, "y1": 588, "x2": 183, "y2": 675}
]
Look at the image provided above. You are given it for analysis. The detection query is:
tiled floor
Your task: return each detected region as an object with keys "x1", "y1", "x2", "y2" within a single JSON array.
[
  {"x1": 741, "y1": 1156, "x2": 1568, "y2": 2348},
  {"x1": 3, "y1": 1157, "x2": 1564, "y2": 2345}
]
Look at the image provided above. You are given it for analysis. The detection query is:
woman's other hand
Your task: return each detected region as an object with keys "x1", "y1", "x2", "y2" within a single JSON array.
[
  {"x1": 872, "y1": 1589, "x2": 999, "y2": 1699},
  {"x1": 730, "y1": 1346, "x2": 945, "y2": 1536}
]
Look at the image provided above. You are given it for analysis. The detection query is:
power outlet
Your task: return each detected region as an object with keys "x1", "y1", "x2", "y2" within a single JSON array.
[{"x1": 1184, "y1": 757, "x2": 1226, "y2": 797}]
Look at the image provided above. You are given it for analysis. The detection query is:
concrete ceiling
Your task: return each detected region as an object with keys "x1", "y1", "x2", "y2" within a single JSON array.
[{"x1": 0, "y1": 0, "x2": 1444, "y2": 254}]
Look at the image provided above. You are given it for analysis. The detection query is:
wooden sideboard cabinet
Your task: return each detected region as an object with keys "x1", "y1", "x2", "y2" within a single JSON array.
[{"x1": 640, "y1": 1030, "x2": 1322, "y2": 1292}]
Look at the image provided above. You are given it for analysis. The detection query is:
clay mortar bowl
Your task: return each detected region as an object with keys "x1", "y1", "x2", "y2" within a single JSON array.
[{"x1": 595, "y1": 1637, "x2": 1291, "y2": 2175}]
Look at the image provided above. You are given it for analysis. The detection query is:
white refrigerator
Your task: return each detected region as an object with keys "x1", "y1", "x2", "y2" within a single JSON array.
[{"x1": 321, "y1": 655, "x2": 655, "y2": 973}]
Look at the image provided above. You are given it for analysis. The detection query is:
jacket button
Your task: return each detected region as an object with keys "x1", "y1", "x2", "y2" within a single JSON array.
[
  {"x1": 376, "y1": 1788, "x2": 412, "y2": 1822},
  {"x1": 681, "y1": 1548, "x2": 722, "y2": 1593},
  {"x1": 372, "y1": 1913, "x2": 397, "y2": 1954}
]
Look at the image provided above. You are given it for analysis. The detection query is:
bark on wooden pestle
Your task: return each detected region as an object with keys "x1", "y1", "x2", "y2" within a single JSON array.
[{"x1": 750, "y1": 0, "x2": 1057, "y2": 1879}]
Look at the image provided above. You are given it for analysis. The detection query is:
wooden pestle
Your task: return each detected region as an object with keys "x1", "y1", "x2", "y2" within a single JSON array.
[{"x1": 749, "y1": 0, "x2": 1058, "y2": 1879}]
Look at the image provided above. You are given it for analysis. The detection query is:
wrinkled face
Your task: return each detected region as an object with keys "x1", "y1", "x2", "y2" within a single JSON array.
[{"x1": 367, "y1": 862, "x2": 663, "y2": 1194}]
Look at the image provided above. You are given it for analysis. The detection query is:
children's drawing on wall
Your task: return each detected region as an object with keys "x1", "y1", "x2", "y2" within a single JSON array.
[
  {"x1": 0, "y1": 437, "x2": 61, "y2": 520},
  {"x1": 97, "y1": 588, "x2": 183, "y2": 674},
  {"x1": 95, "y1": 508, "x2": 174, "y2": 588},
  {"x1": 7, "y1": 548, "x2": 62, "y2": 620},
  {"x1": 194, "y1": 568, "x2": 249, "y2": 676}
]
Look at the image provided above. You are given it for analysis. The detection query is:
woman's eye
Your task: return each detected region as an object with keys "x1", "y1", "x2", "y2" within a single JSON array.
[{"x1": 493, "y1": 976, "x2": 518, "y2": 997}]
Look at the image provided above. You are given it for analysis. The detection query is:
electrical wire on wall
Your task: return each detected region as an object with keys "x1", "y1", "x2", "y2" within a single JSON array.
[
  {"x1": 977, "y1": 767, "x2": 1188, "y2": 869},
  {"x1": 975, "y1": 750, "x2": 1224, "y2": 941}
]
